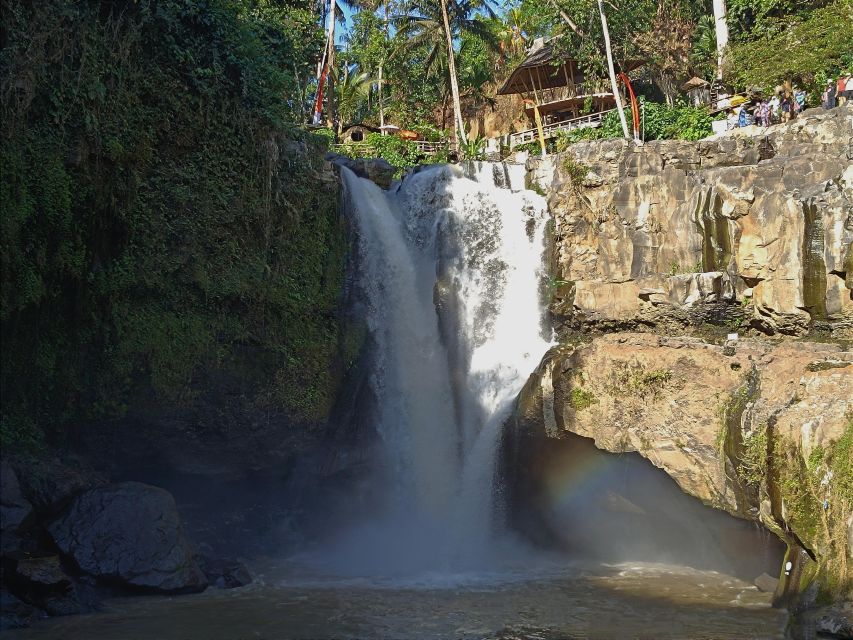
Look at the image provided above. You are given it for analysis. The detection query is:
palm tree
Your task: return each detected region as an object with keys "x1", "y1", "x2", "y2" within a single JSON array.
[
  {"x1": 316, "y1": 0, "x2": 373, "y2": 126},
  {"x1": 496, "y1": 8, "x2": 527, "y2": 67},
  {"x1": 690, "y1": 15, "x2": 717, "y2": 80},
  {"x1": 335, "y1": 64, "x2": 375, "y2": 127},
  {"x1": 396, "y1": 0, "x2": 496, "y2": 146}
]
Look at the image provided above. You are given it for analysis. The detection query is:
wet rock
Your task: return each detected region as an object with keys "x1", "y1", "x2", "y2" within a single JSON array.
[
  {"x1": 793, "y1": 602, "x2": 853, "y2": 640},
  {"x1": 326, "y1": 154, "x2": 395, "y2": 189},
  {"x1": 522, "y1": 333, "x2": 853, "y2": 611},
  {"x1": 9, "y1": 556, "x2": 85, "y2": 616},
  {"x1": 196, "y1": 555, "x2": 252, "y2": 589},
  {"x1": 0, "y1": 461, "x2": 34, "y2": 555},
  {"x1": 13, "y1": 456, "x2": 104, "y2": 516},
  {"x1": 0, "y1": 588, "x2": 39, "y2": 630},
  {"x1": 48, "y1": 482, "x2": 207, "y2": 593},
  {"x1": 753, "y1": 572, "x2": 779, "y2": 593}
]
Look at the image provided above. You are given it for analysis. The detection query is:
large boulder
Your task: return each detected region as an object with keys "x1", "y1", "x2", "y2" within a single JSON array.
[
  {"x1": 13, "y1": 456, "x2": 104, "y2": 516},
  {"x1": 0, "y1": 461, "x2": 34, "y2": 556},
  {"x1": 48, "y1": 482, "x2": 207, "y2": 593}
]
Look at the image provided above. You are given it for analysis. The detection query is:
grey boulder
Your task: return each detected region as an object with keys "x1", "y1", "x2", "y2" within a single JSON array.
[{"x1": 48, "y1": 482, "x2": 207, "y2": 593}]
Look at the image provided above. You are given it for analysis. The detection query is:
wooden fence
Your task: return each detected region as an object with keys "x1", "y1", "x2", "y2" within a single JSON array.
[{"x1": 509, "y1": 109, "x2": 616, "y2": 149}]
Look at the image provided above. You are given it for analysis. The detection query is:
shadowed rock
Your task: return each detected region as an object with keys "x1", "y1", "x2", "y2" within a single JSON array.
[
  {"x1": 0, "y1": 461, "x2": 34, "y2": 556},
  {"x1": 48, "y1": 482, "x2": 207, "y2": 594},
  {"x1": 0, "y1": 588, "x2": 38, "y2": 630},
  {"x1": 9, "y1": 556, "x2": 86, "y2": 616}
]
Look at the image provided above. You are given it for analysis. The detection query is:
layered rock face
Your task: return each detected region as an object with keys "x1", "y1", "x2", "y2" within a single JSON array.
[
  {"x1": 543, "y1": 106, "x2": 852, "y2": 338},
  {"x1": 521, "y1": 107, "x2": 853, "y2": 610}
]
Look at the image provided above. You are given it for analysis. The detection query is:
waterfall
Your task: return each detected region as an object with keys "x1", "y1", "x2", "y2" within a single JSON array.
[{"x1": 334, "y1": 162, "x2": 551, "y2": 575}]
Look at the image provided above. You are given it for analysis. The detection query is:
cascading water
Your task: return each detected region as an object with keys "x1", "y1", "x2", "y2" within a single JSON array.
[
  {"x1": 17, "y1": 163, "x2": 790, "y2": 640},
  {"x1": 332, "y1": 162, "x2": 552, "y2": 575}
]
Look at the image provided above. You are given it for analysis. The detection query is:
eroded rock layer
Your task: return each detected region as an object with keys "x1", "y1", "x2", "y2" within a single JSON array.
[
  {"x1": 542, "y1": 106, "x2": 852, "y2": 338},
  {"x1": 521, "y1": 106, "x2": 853, "y2": 609}
]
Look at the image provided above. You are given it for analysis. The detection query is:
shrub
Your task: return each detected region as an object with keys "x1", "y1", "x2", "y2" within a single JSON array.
[
  {"x1": 561, "y1": 156, "x2": 590, "y2": 185},
  {"x1": 569, "y1": 387, "x2": 598, "y2": 411},
  {"x1": 311, "y1": 127, "x2": 336, "y2": 150},
  {"x1": 727, "y1": 1, "x2": 853, "y2": 96}
]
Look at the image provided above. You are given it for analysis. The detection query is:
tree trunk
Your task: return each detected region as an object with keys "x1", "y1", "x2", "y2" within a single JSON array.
[
  {"x1": 325, "y1": 0, "x2": 337, "y2": 130},
  {"x1": 547, "y1": 0, "x2": 586, "y2": 37},
  {"x1": 598, "y1": 0, "x2": 630, "y2": 140},
  {"x1": 440, "y1": 0, "x2": 467, "y2": 146},
  {"x1": 713, "y1": 0, "x2": 729, "y2": 80},
  {"x1": 379, "y1": 2, "x2": 389, "y2": 132}
]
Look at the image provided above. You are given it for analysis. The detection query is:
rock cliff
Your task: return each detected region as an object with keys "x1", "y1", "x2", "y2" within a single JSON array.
[
  {"x1": 520, "y1": 106, "x2": 853, "y2": 611},
  {"x1": 541, "y1": 105, "x2": 852, "y2": 338}
]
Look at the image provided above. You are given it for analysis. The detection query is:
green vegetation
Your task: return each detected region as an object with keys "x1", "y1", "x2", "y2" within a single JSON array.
[
  {"x1": 569, "y1": 386, "x2": 598, "y2": 411},
  {"x1": 627, "y1": 368, "x2": 673, "y2": 397},
  {"x1": 561, "y1": 157, "x2": 590, "y2": 186},
  {"x1": 607, "y1": 361, "x2": 675, "y2": 399},
  {"x1": 719, "y1": 386, "x2": 852, "y2": 601},
  {"x1": 737, "y1": 428, "x2": 768, "y2": 487},
  {"x1": 728, "y1": 0, "x2": 852, "y2": 98},
  {"x1": 668, "y1": 261, "x2": 703, "y2": 276},
  {"x1": 1, "y1": 0, "x2": 346, "y2": 449}
]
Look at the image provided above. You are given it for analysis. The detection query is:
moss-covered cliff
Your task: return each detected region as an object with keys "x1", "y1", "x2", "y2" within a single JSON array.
[{"x1": 0, "y1": 0, "x2": 347, "y2": 460}]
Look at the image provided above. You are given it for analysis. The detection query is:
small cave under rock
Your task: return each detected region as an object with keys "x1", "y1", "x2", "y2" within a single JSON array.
[{"x1": 500, "y1": 426, "x2": 785, "y2": 582}]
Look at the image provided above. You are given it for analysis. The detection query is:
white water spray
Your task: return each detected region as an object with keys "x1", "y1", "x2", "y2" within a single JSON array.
[{"x1": 334, "y1": 162, "x2": 551, "y2": 574}]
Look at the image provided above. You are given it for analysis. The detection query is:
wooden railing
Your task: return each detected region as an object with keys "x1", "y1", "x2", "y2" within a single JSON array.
[
  {"x1": 509, "y1": 109, "x2": 615, "y2": 149},
  {"x1": 331, "y1": 139, "x2": 450, "y2": 157}
]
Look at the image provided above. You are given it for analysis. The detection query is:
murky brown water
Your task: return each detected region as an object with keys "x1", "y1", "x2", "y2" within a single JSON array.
[{"x1": 7, "y1": 562, "x2": 786, "y2": 640}]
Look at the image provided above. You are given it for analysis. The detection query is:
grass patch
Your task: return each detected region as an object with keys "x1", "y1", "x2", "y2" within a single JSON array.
[{"x1": 569, "y1": 387, "x2": 598, "y2": 411}]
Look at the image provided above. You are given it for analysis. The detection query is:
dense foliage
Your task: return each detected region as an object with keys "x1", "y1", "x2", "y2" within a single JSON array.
[
  {"x1": 727, "y1": 0, "x2": 853, "y2": 96},
  {"x1": 331, "y1": 0, "x2": 847, "y2": 137},
  {"x1": 1, "y1": 0, "x2": 346, "y2": 448}
]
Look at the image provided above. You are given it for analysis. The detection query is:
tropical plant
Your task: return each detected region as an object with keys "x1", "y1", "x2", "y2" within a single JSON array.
[
  {"x1": 460, "y1": 133, "x2": 486, "y2": 159},
  {"x1": 726, "y1": 0, "x2": 852, "y2": 95},
  {"x1": 396, "y1": 0, "x2": 498, "y2": 145},
  {"x1": 690, "y1": 14, "x2": 717, "y2": 80},
  {"x1": 335, "y1": 64, "x2": 375, "y2": 126}
]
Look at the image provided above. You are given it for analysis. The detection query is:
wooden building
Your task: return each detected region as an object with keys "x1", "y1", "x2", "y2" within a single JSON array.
[{"x1": 497, "y1": 38, "x2": 642, "y2": 149}]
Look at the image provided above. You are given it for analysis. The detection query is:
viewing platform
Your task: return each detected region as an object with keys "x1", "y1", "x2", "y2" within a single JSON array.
[
  {"x1": 332, "y1": 139, "x2": 450, "y2": 157},
  {"x1": 509, "y1": 108, "x2": 615, "y2": 149}
]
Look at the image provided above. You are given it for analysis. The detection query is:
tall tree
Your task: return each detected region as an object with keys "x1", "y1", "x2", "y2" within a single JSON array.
[
  {"x1": 597, "y1": 0, "x2": 630, "y2": 139},
  {"x1": 440, "y1": 0, "x2": 467, "y2": 144},
  {"x1": 397, "y1": 0, "x2": 496, "y2": 146},
  {"x1": 712, "y1": 0, "x2": 729, "y2": 79}
]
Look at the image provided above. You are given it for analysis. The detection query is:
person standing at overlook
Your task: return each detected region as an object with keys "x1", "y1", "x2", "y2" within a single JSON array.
[
  {"x1": 768, "y1": 93, "x2": 781, "y2": 123},
  {"x1": 823, "y1": 80, "x2": 836, "y2": 109}
]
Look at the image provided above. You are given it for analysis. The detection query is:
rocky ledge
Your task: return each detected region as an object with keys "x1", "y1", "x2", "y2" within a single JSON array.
[
  {"x1": 537, "y1": 105, "x2": 852, "y2": 339},
  {"x1": 515, "y1": 106, "x2": 853, "y2": 620}
]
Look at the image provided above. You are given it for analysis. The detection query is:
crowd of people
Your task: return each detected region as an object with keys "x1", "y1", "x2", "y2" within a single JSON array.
[
  {"x1": 722, "y1": 74, "x2": 851, "y2": 131},
  {"x1": 726, "y1": 87, "x2": 806, "y2": 129},
  {"x1": 822, "y1": 73, "x2": 853, "y2": 109}
]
